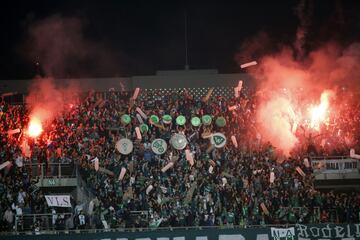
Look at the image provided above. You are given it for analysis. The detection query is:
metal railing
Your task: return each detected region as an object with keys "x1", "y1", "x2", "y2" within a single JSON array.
[
  {"x1": 1, "y1": 223, "x2": 296, "y2": 236},
  {"x1": 24, "y1": 163, "x2": 77, "y2": 179},
  {"x1": 310, "y1": 155, "x2": 354, "y2": 161},
  {"x1": 14, "y1": 213, "x2": 73, "y2": 232},
  {"x1": 278, "y1": 207, "x2": 321, "y2": 223}
]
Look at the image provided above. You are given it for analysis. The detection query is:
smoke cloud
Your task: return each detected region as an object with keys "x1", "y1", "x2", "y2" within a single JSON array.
[
  {"x1": 26, "y1": 77, "x2": 79, "y2": 127},
  {"x1": 237, "y1": 36, "x2": 360, "y2": 155},
  {"x1": 294, "y1": 0, "x2": 314, "y2": 59},
  {"x1": 22, "y1": 14, "x2": 121, "y2": 131},
  {"x1": 24, "y1": 14, "x2": 120, "y2": 78}
]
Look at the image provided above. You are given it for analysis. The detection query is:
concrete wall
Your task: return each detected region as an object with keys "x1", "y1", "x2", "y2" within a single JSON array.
[{"x1": 0, "y1": 69, "x2": 253, "y2": 94}]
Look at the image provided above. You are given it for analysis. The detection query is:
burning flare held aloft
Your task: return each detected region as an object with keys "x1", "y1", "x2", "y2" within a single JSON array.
[
  {"x1": 309, "y1": 90, "x2": 333, "y2": 131},
  {"x1": 256, "y1": 88, "x2": 336, "y2": 156},
  {"x1": 27, "y1": 117, "x2": 43, "y2": 138}
]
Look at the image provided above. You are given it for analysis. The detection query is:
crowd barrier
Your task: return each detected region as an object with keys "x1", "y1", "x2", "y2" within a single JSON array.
[
  {"x1": 1, "y1": 224, "x2": 360, "y2": 240},
  {"x1": 14, "y1": 213, "x2": 73, "y2": 232},
  {"x1": 24, "y1": 163, "x2": 77, "y2": 179}
]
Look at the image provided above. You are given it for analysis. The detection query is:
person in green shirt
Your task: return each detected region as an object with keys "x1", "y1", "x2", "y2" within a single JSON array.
[{"x1": 225, "y1": 208, "x2": 235, "y2": 227}]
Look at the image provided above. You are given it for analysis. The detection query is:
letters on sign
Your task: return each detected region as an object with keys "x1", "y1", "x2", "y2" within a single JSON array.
[
  {"x1": 296, "y1": 223, "x2": 360, "y2": 240},
  {"x1": 45, "y1": 195, "x2": 71, "y2": 208}
]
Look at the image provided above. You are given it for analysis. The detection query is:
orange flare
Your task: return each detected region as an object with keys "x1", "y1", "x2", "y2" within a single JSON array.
[{"x1": 28, "y1": 117, "x2": 43, "y2": 138}]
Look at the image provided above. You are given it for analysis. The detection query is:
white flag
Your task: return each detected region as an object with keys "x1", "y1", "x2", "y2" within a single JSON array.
[
  {"x1": 7, "y1": 129, "x2": 20, "y2": 135},
  {"x1": 270, "y1": 171, "x2": 275, "y2": 183},
  {"x1": 102, "y1": 220, "x2": 109, "y2": 229},
  {"x1": 119, "y1": 167, "x2": 126, "y2": 180},
  {"x1": 222, "y1": 177, "x2": 227, "y2": 186},
  {"x1": 136, "y1": 113, "x2": 144, "y2": 124},
  {"x1": 185, "y1": 149, "x2": 194, "y2": 166},
  {"x1": 296, "y1": 166, "x2": 305, "y2": 177},
  {"x1": 0, "y1": 161, "x2": 11, "y2": 171},
  {"x1": 132, "y1": 88, "x2": 140, "y2": 100},
  {"x1": 240, "y1": 61, "x2": 257, "y2": 69},
  {"x1": 204, "y1": 88, "x2": 214, "y2": 101},
  {"x1": 135, "y1": 127, "x2": 142, "y2": 140},
  {"x1": 260, "y1": 202, "x2": 269, "y2": 215},
  {"x1": 146, "y1": 185, "x2": 154, "y2": 195},
  {"x1": 303, "y1": 158, "x2": 310, "y2": 168},
  {"x1": 237, "y1": 80, "x2": 243, "y2": 92},
  {"x1": 231, "y1": 135, "x2": 238, "y2": 148},
  {"x1": 136, "y1": 107, "x2": 147, "y2": 120},
  {"x1": 161, "y1": 162, "x2": 174, "y2": 173},
  {"x1": 93, "y1": 157, "x2": 99, "y2": 171}
]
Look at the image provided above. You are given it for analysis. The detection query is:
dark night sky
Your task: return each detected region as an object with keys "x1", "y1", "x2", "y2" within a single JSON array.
[{"x1": 1, "y1": 0, "x2": 360, "y2": 79}]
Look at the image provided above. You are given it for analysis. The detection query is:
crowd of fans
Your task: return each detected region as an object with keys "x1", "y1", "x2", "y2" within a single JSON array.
[{"x1": 0, "y1": 87, "x2": 359, "y2": 232}]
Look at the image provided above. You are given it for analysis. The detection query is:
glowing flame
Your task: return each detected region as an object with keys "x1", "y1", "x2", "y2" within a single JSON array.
[
  {"x1": 309, "y1": 91, "x2": 332, "y2": 130},
  {"x1": 28, "y1": 117, "x2": 43, "y2": 138}
]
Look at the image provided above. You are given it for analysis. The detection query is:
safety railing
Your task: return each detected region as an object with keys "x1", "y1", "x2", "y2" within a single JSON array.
[
  {"x1": 1, "y1": 223, "x2": 296, "y2": 236},
  {"x1": 278, "y1": 207, "x2": 321, "y2": 223},
  {"x1": 310, "y1": 157, "x2": 359, "y2": 174},
  {"x1": 13, "y1": 213, "x2": 73, "y2": 232},
  {"x1": 310, "y1": 155, "x2": 353, "y2": 161},
  {"x1": 24, "y1": 163, "x2": 77, "y2": 179}
]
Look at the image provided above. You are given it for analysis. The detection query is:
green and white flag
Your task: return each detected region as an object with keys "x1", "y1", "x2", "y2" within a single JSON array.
[
  {"x1": 151, "y1": 139, "x2": 167, "y2": 155},
  {"x1": 211, "y1": 133, "x2": 227, "y2": 148}
]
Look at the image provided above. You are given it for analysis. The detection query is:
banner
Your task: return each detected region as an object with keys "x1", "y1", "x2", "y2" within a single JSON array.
[
  {"x1": 271, "y1": 227, "x2": 295, "y2": 240},
  {"x1": 45, "y1": 195, "x2": 71, "y2": 208},
  {"x1": 296, "y1": 223, "x2": 360, "y2": 240}
]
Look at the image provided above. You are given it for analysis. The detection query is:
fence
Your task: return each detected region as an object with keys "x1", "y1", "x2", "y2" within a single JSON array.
[
  {"x1": 14, "y1": 213, "x2": 73, "y2": 232},
  {"x1": 3, "y1": 86, "x2": 246, "y2": 106},
  {"x1": 278, "y1": 207, "x2": 321, "y2": 223},
  {"x1": 24, "y1": 163, "x2": 77, "y2": 179},
  {"x1": 10, "y1": 211, "x2": 149, "y2": 234}
]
